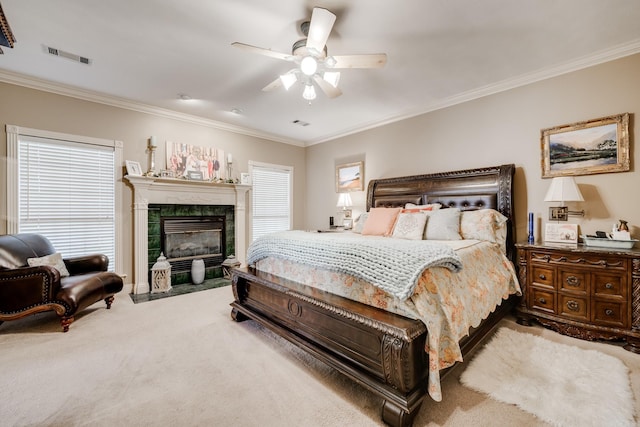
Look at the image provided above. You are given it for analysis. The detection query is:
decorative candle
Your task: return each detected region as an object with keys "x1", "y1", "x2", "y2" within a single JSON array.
[
  {"x1": 149, "y1": 136, "x2": 157, "y2": 147},
  {"x1": 528, "y1": 212, "x2": 534, "y2": 243},
  {"x1": 227, "y1": 153, "x2": 232, "y2": 163}
]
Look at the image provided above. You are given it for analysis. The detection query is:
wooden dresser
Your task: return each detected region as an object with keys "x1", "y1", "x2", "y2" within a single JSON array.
[{"x1": 515, "y1": 242, "x2": 640, "y2": 353}]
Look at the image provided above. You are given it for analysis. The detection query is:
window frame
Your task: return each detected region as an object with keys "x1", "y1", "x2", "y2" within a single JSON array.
[
  {"x1": 5, "y1": 124, "x2": 123, "y2": 272},
  {"x1": 248, "y1": 160, "x2": 293, "y2": 242}
]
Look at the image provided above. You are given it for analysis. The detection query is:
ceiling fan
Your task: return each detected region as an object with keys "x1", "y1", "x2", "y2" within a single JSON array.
[{"x1": 232, "y1": 7, "x2": 387, "y2": 101}]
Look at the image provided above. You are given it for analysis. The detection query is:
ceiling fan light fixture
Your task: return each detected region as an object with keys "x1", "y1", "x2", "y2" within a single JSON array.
[
  {"x1": 302, "y1": 84, "x2": 316, "y2": 101},
  {"x1": 279, "y1": 72, "x2": 297, "y2": 90},
  {"x1": 300, "y1": 56, "x2": 318, "y2": 76},
  {"x1": 323, "y1": 71, "x2": 340, "y2": 88}
]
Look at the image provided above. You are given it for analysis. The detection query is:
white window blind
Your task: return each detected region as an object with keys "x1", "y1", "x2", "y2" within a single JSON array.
[
  {"x1": 250, "y1": 162, "x2": 293, "y2": 241},
  {"x1": 17, "y1": 135, "x2": 116, "y2": 270}
]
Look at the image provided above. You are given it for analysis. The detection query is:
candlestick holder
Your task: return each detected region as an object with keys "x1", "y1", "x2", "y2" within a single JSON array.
[
  {"x1": 145, "y1": 137, "x2": 157, "y2": 177},
  {"x1": 226, "y1": 160, "x2": 234, "y2": 183}
]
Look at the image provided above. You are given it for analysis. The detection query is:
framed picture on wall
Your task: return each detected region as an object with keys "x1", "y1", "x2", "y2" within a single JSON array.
[
  {"x1": 541, "y1": 113, "x2": 630, "y2": 178},
  {"x1": 336, "y1": 161, "x2": 364, "y2": 192}
]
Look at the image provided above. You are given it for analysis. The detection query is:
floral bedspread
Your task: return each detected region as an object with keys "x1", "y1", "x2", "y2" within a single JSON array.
[{"x1": 253, "y1": 238, "x2": 521, "y2": 401}]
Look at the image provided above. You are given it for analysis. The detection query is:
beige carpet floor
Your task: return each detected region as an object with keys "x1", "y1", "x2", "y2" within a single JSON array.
[{"x1": 1, "y1": 285, "x2": 639, "y2": 427}]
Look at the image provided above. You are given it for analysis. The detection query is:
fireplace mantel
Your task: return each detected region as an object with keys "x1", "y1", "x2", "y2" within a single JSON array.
[{"x1": 125, "y1": 175, "x2": 250, "y2": 294}]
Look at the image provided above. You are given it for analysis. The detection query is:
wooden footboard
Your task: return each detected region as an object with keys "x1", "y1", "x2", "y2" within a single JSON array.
[{"x1": 231, "y1": 266, "x2": 429, "y2": 427}]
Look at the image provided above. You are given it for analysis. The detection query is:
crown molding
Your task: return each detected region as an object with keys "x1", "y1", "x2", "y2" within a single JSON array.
[
  {"x1": 0, "y1": 69, "x2": 306, "y2": 147},
  {"x1": 305, "y1": 39, "x2": 640, "y2": 146}
]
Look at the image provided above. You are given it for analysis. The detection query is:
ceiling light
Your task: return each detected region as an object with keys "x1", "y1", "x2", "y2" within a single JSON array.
[
  {"x1": 230, "y1": 108, "x2": 243, "y2": 115},
  {"x1": 178, "y1": 94, "x2": 191, "y2": 101},
  {"x1": 323, "y1": 71, "x2": 340, "y2": 88},
  {"x1": 300, "y1": 56, "x2": 318, "y2": 76},
  {"x1": 279, "y1": 72, "x2": 297, "y2": 90},
  {"x1": 302, "y1": 84, "x2": 316, "y2": 101}
]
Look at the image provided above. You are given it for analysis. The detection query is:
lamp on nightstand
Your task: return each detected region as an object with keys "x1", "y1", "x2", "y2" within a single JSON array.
[
  {"x1": 544, "y1": 176, "x2": 585, "y2": 221},
  {"x1": 337, "y1": 193, "x2": 353, "y2": 228}
]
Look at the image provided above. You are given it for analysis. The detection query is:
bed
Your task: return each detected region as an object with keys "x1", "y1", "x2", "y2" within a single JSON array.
[{"x1": 230, "y1": 164, "x2": 519, "y2": 426}]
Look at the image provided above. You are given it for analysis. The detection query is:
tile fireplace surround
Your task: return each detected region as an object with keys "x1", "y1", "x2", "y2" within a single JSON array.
[{"x1": 125, "y1": 176, "x2": 250, "y2": 294}]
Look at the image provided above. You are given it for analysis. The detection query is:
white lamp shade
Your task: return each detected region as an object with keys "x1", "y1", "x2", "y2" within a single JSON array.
[
  {"x1": 302, "y1": 84, "x2": 316, "y2": 100},
  {"x1": 544, "y1": 177, "x2": 584, "y2": 203},
  {"x1": 336, "y1": 193, "x2": 353, "y2": 208}
]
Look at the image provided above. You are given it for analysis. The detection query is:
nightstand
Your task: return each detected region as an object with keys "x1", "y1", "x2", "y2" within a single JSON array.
[{"x1": 515, "y1": 242, "x2": 640, "y2": 353}]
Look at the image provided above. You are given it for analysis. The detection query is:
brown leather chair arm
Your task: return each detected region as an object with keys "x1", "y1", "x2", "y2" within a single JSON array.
[
  {"x1": 0, "y1": 266, "x2": 62, "y2": 312},
  {"x1": 63, "y1": 254, "x2": 109, "y2": 275}
]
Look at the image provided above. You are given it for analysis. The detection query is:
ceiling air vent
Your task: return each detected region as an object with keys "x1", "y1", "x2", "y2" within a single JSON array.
[
  {"x1": 46, "y1": 46, "x2": 91, "y2": 65},
  {"x1": 292, "y1": 119, "x2": 310, "y2": 127}
]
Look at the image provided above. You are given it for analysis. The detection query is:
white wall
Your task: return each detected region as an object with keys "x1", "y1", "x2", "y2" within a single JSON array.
[{"x1": 305, "y1": 53, "x2": 640, "y2": 243}]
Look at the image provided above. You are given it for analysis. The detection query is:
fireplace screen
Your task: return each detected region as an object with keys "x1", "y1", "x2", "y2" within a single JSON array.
[{"x1": 161, "y1": 216, "x2": 225, "y2": 273}]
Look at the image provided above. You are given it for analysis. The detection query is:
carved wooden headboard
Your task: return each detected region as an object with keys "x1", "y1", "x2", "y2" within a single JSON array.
[{"x1": 366, "y1": 164, "x2": 516, "y2": 261}]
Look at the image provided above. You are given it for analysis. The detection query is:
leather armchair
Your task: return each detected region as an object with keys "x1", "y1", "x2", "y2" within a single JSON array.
[{"x1": 0, "y1": 233, "x2": 124, "y2": 332}]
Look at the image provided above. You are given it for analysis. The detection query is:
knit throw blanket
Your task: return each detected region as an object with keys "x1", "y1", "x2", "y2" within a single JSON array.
[{"x1": 247, "y1": 230, "x2": 462, "y2": 301}]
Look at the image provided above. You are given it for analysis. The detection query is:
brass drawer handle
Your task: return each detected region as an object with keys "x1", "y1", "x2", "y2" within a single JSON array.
[
  {"x1": 539, "y1": 297, "x2": 547, "y2": 305},
  {"x1": 566, "y1": 300, "x2": 580, "y2": 312},
  {"x1": 605, "y1": 309, "x2": 614, "y2": 316},
  {"x1": 566, "y1": 276, "x2": 580, "y2": 287},
  {"x1": 605, "y1": 283, "x2": 613, "y2": 289},
  {"x1": 539, "y1": 274, "x2": 546, "y2": 280}
]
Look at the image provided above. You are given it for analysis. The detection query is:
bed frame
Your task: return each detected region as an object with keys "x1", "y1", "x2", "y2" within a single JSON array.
[{"x1": 231, "y1": 164, "x2": 516, "y2": 426}]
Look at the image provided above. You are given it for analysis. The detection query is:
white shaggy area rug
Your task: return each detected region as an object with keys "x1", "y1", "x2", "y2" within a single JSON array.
[{"x1": 460, "y1": 327, "x2": 636, "y2": 427}]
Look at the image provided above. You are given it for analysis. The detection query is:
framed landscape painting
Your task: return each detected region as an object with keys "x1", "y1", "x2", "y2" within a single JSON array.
[
  {"x1": 541, "y1": 113, "x2": 630, "y2": 178},
  {"x1": 336, "y1": 161, "x2": 364, "y2": 192}
]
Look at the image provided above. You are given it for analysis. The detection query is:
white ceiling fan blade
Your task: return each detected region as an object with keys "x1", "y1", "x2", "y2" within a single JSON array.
[
  {"x1": 231, "y1": 42, "x2": 292, "y2": 61},
  {"x1": 331, "y1": 54, "x2": 388, "y2": 69},
  {"x1": 306, "y1": 8, "x2": 336, "y2": 54},
  {"x1": 313, "y1": 75, "x2": 342, "y2": 99}
]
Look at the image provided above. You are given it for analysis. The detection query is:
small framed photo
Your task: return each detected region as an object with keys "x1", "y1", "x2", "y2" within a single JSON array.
[
  {"x1": 336, "y1": 161, "x2": 364, "y2": 192},
  {"x1": 186, "y1": 170, "x2": 204, "y2": 181},
  {"x1": 160, "y1": 169, "x2": 175, "y2": 178},
  {"x1": 240, "y1": 173, "x2": 251, "y2": 185},
  {"x1": 125, "y1": 160, "x2": 143, "y2": 176},
  {"x1": 544, "y1": 223, "x2": 578, "y2": 245}
]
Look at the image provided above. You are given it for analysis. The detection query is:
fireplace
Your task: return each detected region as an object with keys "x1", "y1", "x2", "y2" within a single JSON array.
[
  {"x1": 162, "y1": 216, "x2": 224, "y2": 273},
  {"x1": 124, "y1": 175, "x2": 250, "y2": 294},
  {"x1": 148, "y1": 204, "x2": 234, "y2": 285}
]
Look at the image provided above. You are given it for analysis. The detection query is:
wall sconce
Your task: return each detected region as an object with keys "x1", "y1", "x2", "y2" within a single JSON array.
[{"x1": 544, "y1": 176, "x2": 585, "y2": 221}]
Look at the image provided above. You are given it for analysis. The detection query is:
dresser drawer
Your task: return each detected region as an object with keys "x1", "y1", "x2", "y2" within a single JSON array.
[
  {"x1": 558, "y1": 294, "x2": 588, "y2": 321},
  {"x1": 593, "y1": 273, "x2": 626, "y2": 298},
  {"x1": 531, "y1": 266, "x2": 554, "y2": 288},
  {"x1": 530, "y1": 287, "x2": 555, "y2": 313},
  {"x1": 592, "y1": 300, "x2": 627, "y2": 327},
  {"x1": 559, "y1": 270, "x2": 587, "y2": 293}
]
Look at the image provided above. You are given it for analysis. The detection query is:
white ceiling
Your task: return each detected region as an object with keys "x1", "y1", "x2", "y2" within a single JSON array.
[{"x1": 1, "y1": 0, "x2": 640, "y2": 146}]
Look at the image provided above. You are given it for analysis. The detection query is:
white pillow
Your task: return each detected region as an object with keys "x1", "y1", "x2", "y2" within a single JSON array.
[
  {"x1": 424, "y1": 208, "x2": 462, "y2": 240},
  {"x1": 392, "y1": 212, "x2": 428, "y2": 240},
  {"x1": 352, "y1": 213, "x2": 369, "y2": 234},
  {"x1": 27, "y1": 252, "x2": 70, "y2": 277}
]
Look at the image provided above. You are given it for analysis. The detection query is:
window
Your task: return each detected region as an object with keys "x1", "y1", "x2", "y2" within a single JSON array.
[
  {"x1": 5, "y1": 125, "x2": 123, "y2": 272},
  {"x1": 249, "y1": 161, "x2": 293, "y2": 241}
]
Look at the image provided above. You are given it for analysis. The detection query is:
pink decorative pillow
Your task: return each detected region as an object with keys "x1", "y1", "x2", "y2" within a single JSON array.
[{"x1": 361, "y1": 207, "x2": 402, "y2": 236}]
